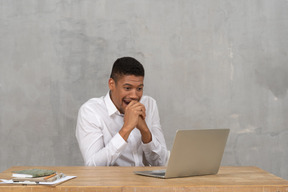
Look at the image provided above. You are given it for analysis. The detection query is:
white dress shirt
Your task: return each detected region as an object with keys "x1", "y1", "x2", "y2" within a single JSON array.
[{"x1": 76, "y1": 91, "x2": 169, "y2": 166}]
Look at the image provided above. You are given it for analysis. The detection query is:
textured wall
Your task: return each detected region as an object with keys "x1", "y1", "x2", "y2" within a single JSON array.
[{"x1": 1, "y1": 0, "x2": 288, "y2": 179}]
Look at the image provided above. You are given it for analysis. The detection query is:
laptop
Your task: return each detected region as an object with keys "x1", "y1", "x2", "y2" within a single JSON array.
[{"x1": 134, "y1": 129, "x2": 230, "y2": 179}]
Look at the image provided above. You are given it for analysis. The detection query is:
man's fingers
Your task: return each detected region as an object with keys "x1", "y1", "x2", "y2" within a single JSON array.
[
  {"x1": 140, "y1": 107, "x2": 146, "y2": 119},
  {"x1": 125, "y1": 100, "x2": 146, "y2": 118},
  {"x1": 127, "y1": 101, "x2": 145, "y2": 110}
]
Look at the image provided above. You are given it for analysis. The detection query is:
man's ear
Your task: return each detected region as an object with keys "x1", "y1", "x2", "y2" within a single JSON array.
[{"x1": 108, "y1": 78, "x2": 115, "y2": 91}]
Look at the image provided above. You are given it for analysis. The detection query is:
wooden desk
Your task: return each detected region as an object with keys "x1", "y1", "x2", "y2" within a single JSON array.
[{"x1": 1, "y1": 166, "x2": 288, "y2": 192}]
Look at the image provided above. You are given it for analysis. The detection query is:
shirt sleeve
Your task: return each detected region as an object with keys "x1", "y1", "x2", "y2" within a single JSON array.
[
  {"x1": 75, "y1": 104, "x2": 127, "y2": 166},
  {"x1": 141, "y1": 99, "x2": 169, "y2": 166}
]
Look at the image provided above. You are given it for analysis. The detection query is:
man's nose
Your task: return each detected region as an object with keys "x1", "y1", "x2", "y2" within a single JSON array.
[{"x1": 130, "y1": 89, "x2": 138, "y2": 99}]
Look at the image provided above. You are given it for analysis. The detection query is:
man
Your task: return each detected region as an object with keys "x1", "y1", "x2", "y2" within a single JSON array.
[{"x1": 76, "y1": 57, "x2": 169, "y2": 166}]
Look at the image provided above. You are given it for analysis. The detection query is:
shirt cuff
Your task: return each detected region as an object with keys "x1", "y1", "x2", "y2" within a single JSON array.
[
  {"x1": 110, "y1": 133, "x2": 128, "y2": 153},
  {"x1": 142, "y1": 135, "x2": 158, "y2": 152}
]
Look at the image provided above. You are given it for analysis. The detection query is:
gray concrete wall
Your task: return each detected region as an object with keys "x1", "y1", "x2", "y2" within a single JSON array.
[{"x1": 1, "y1": 0, "x2": 288, "y2": 179}]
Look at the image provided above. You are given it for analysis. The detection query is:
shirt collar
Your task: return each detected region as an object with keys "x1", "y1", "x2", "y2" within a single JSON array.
[{"x1": 104, "y1": 91, "x2": 122, "y2": 116}]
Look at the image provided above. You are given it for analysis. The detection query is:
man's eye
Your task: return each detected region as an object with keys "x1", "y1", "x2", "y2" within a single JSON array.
[
  {"x1": 124, "y1": 87, "x2": 131, "y2": 91},
  {"x1": 137, "y1": 87, "x2": 143, "y2": 91}
]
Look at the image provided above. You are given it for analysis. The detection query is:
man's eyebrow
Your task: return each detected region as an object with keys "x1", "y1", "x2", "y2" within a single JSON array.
[
  {"x1": 123, "y1": 83, "x2": 144, "y2": 87},
  {"x1": 123, "y1": 83, "x2": 132, "y2": 86}
]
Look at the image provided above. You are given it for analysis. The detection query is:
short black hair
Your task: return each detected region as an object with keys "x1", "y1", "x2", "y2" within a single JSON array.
[{"x1": 110, "y1": 57, "x2": 145, "y2": 82}]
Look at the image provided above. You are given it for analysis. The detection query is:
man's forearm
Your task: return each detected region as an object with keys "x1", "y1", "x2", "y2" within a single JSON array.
[
  {"x1": 119, "y1": 125, "x2": 133, "y2": 141},
  {"x1": 140, "y1": 128, "x2": 152, "y2": 143},
  {"x1": 137, "y1": 117, "x2": 152, "y2": 143}
]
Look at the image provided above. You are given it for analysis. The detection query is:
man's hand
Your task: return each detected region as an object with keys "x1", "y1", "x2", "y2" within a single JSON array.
[
  {"x1": 119, "y1": 101, "x2": 145, "y2": 141},
  {"x1": 124, "y1": 100, "x2": 146, "y2": 127},
  {"x1": 119, "y1": 101, "x2": 152, "y2": 143}
]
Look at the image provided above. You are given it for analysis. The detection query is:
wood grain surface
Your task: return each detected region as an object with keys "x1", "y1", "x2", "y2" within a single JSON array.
[{"x1": 1, "y1": 166, "x2": 288, "y2": 192}]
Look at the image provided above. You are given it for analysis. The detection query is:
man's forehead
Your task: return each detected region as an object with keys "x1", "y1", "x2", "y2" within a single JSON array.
[{"x1": 118, "y1": 75, "x2": 144, "y2": 85}]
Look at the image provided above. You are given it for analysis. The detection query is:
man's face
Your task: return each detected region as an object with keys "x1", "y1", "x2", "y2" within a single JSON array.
[{"x1": 109, "y1": 75, "x2": 144, "y2": 114}]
